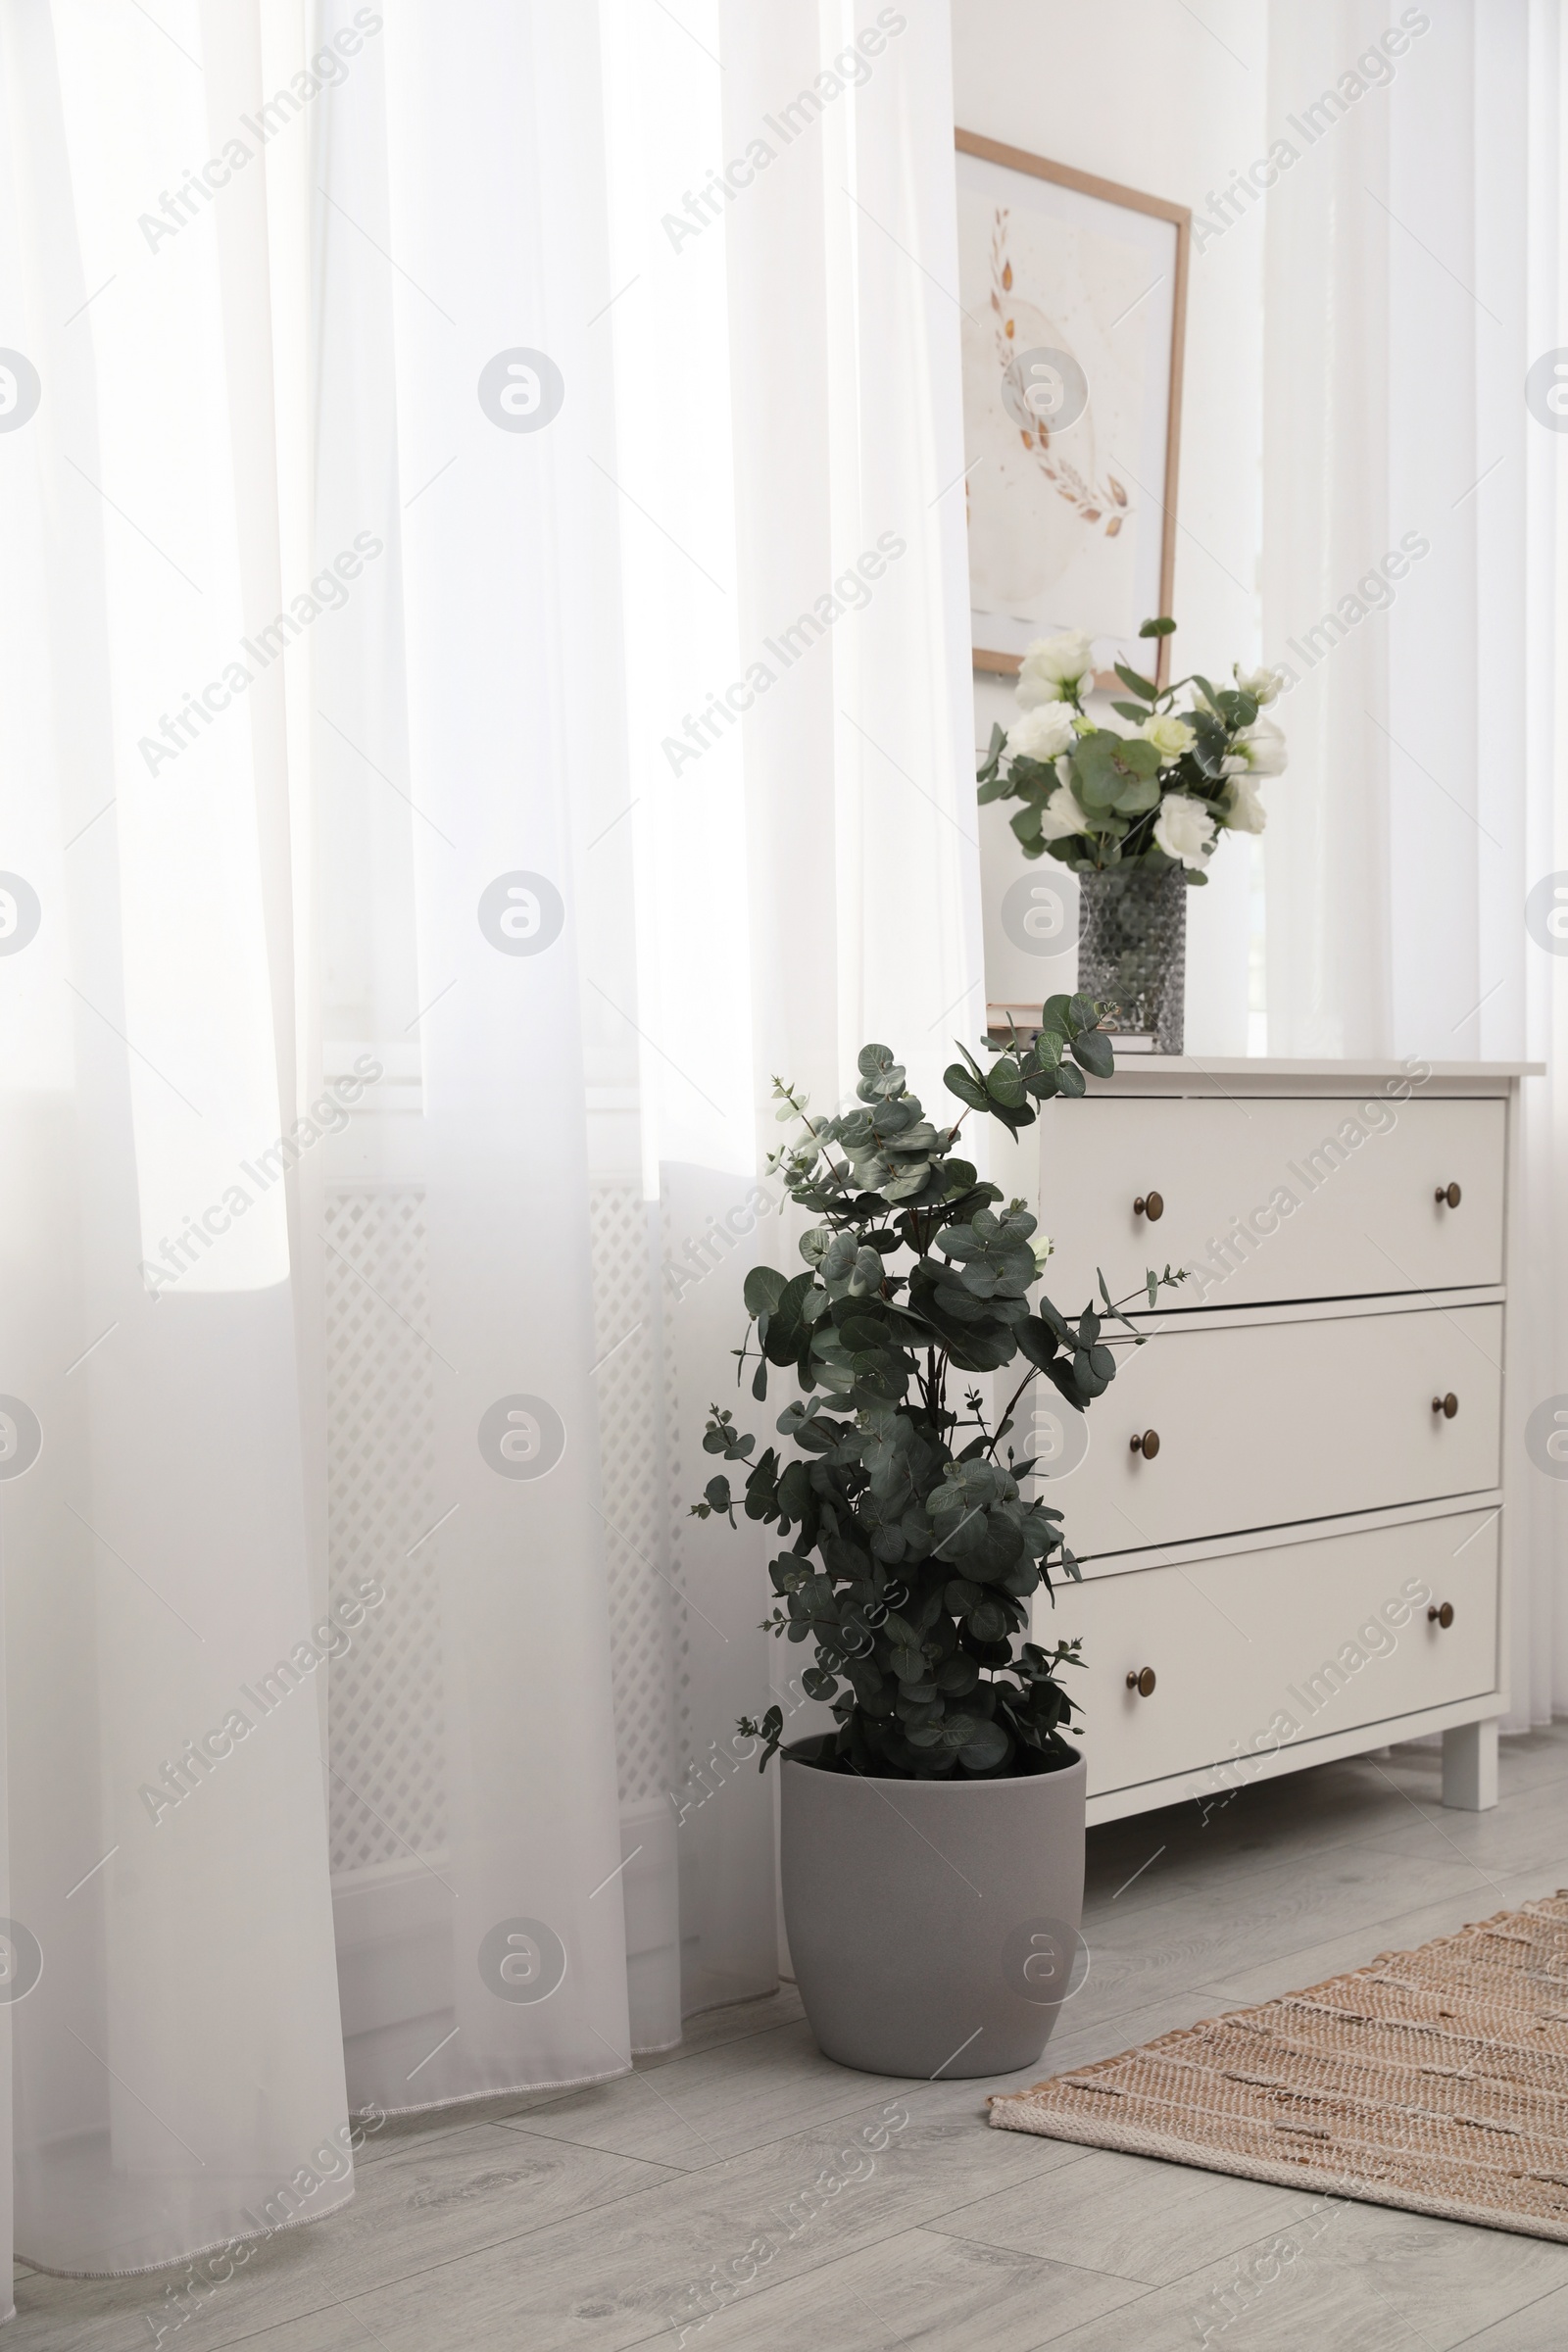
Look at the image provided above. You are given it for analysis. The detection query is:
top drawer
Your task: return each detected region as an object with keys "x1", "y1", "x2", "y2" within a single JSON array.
[{"x1": 1040, "y1": 1096, "x2": 1504, "y2": 1310}]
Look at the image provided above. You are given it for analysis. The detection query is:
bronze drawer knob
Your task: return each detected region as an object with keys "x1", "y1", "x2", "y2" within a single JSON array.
[
  {"x1": 1431, "y1": 1393, "x2": 1458, "y2": 1419},
  {"x1": 1134, "y1": 1192, "x2": 1164, "y2": 1220},
  {"x1": 1126, "y1": 1666, "x2": 1156, "y2": 1696},
  {"x1": 1130, "y1": 1429, "x2": 1160, "y2": 1457},
  {"x1": 1435, "y1": 1183, "x2": 1462, "y2": 1207},
  {"x1": 1429, "y1": 1601, "x2": 1455, "y2": 1629}
]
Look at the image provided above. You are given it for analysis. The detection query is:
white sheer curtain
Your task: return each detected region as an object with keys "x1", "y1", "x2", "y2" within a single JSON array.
[
  {"x1": 1260, "y1": 0, "x2": 1568, "y2": 1724},
  {"x1": 0, "y1": 0, "x2": 972, "y2": 2285}
]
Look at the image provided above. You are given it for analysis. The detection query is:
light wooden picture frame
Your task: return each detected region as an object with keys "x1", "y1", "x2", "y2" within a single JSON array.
[{"x1": 955, "y1": 131, "x2": 1190, "y2": 687}]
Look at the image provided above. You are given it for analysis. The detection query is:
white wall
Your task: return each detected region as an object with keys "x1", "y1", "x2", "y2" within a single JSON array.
[{"x1": 952, "y1": 0, "x2": 1269, "y2": 1054}]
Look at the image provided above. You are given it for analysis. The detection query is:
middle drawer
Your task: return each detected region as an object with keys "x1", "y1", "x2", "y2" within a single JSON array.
[{"x1": 1034, "y1": 1301, "x2": 1501, "y2": 1558}]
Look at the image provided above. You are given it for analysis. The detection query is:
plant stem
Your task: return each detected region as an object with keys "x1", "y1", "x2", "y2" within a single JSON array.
[{"x1": 988, "y1": 1368, "x2": 1036, "y2": 1461}]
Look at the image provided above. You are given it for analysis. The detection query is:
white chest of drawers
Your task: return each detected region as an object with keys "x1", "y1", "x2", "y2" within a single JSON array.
[{"x1": 992, "y1": 1058, "x2": 1529, "y2": 1827}]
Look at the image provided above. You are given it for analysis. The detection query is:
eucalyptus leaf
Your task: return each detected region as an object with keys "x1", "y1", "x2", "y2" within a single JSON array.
[
  {"x1": 743, "y1": 1266, "x2": 788, "y2": 1320},
  {"x1": 1070, "y1": 1030, "x2": 1114, "y2": 1079},
  {"x1": 944, "y1": 1062, "x2": 991, "y2": 1114},
  {"x1": 1118, "y1": 737, "x2": 1162, "y2": 777},
  {"x1": 1110, "y1": 773, "x2": 1160, "y2": 815},
  {"x1": 984, "y1": 1058, "x2": 1027, "y2": 1108},
  {"x1": 957, "y1": 1720, "x2": 1009, "y2": 1771},
  {"x1": 1073, "y1": 760, "x2": 1121, "y2": 814}
]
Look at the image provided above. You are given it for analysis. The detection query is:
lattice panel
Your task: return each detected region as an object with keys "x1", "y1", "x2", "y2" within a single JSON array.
[
  {"x1": 325, "y1": 1180, "x2": 677, "y2": 1875},
  {"x1": 590, "y1": 1184, "x2": 675, "y2": 1807},
  {"x1": 662, "y1": 1198, "x2": 700, "y2": 1785},
  {"x1": 324, "y1": 1188, "x2": 447, "y2": 1877}
]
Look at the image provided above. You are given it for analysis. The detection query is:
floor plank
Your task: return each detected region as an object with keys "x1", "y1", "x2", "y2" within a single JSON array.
[
  {"x1": 6, "y1": 2126, "x2": 677, "y2": 2352},
  {"x1": 13, "y1": 1732, "x2": 1568, "y2": 2352},
  {"x1": 1196, "y1": 1863, "x2": 1559, "y2": 2012},
  {"x1": 313, "y1": 2092, "x2": 1083, "y2": 2352},
  {"x1": 1455, "y1": 2281, "x2": 1568, "y2": 2348},
  {"x1": 627, "y1": 2224, "x2": 1145, "y2": 2352},
  {"x1": 499, "y1": 2017, "x2": 922, "y2": 2172},
  {"x1": 1039, "y1": 2194, "x2": 1568, "y2": 2352},
  {"x1": 928, "y1": 2145, "x2": 1325, "y2": 2286}
]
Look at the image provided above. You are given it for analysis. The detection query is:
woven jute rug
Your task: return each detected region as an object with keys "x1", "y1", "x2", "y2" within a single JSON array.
[{"x1": 989, "y1": 1891, "x2": 1568, "y2": 2239}]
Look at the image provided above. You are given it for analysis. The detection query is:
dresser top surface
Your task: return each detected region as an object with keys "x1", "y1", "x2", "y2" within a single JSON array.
[
  {"x1": 982, "y1": 1038, "x2": 1543, "y2": 1085},
  {"x1": 1095, "y1": 1056, "x2": 1542, "y2": 1080}
]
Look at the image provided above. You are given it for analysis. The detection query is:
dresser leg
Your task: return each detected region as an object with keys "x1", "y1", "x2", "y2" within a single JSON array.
[{"x1": 1442, "y1": 1720, "x2": 1498, "y2": 1811}]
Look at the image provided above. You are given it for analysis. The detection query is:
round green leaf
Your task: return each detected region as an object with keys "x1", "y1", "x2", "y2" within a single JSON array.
[{"x1": 957, "y1": 1720, "x2": 1009, "y2": 1770}]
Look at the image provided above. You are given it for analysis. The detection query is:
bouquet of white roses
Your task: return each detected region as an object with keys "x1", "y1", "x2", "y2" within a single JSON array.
[{"x1": 976, "y1": 616, "x2": 1286, "y2": 884}]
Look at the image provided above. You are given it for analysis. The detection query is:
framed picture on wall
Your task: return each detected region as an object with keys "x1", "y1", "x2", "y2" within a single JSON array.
[{"x1": 955, "y1": 131, "x2": 1190, "y2": 686}]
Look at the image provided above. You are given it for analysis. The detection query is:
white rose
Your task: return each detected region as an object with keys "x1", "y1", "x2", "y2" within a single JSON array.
[
  {"x1": 1005, "y1": 702, "x2": 1077, "y2": 764},
  {"x1": 1037, "y1": 782, "x2": 1087, "y2": 842},
  {"x1": 1235, "y1": 663, "x2": 1285, "y2": 707},
  {"x1": 1140, "y1": 713, "x2": 1195, "y2": 760},
  {"x1": 1152, "y1": 793, "x2": 1216, "y2": 868},
  {"x1": 1016, "y1": 629, "x2": 1095, "y2": 708},
  {"x1": 1222, "y1": 773, "x2": 1266, "y2": 834},
  {"x1": 1221, "y1": 716, "x2": 1288, "y2": 778}
]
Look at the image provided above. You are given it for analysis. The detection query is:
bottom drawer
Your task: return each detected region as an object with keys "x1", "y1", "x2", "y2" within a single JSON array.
[{"x1": 1037, "y1": 1510, "x2": 1498, "y2": 1800}]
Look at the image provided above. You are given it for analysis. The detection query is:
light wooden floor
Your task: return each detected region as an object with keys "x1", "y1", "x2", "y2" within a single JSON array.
[{"x1": 22, "y1": 1726, "x2": 1568, "y2": 2352}]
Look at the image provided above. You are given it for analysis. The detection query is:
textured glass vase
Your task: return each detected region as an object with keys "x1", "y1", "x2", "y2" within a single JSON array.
[{"x1": 1077, "y1": 862, "x2": 1187, "y2": 1054}]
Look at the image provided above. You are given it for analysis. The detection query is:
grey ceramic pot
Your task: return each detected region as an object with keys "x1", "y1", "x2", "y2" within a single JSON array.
[{"x1": 780, "y1": 1737, "x2": 1087, "y2": 2079}]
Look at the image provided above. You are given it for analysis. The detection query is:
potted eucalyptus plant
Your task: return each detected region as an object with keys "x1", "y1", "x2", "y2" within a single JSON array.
[
  {"x1": 977, "y1": 615, "x2": 1287, "y2": 1053},
  {"x1": 692, "y1": 999, "x2": 1180, "y2": 2078}
]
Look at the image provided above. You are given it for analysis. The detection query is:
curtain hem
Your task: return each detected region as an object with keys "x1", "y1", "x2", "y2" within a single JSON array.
[
  {"x1": 370, "y1": 2056, "x2": 630, "y2": 2124},
  {"x1": 12, "y1": 2180, "x2": 356, "y2": 2284}
]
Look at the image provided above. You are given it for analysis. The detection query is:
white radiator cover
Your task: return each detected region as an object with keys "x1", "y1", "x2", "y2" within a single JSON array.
[{"x1": 324, "y1": 1177, "x2": 685, "y2": 2047}]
